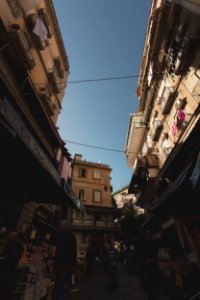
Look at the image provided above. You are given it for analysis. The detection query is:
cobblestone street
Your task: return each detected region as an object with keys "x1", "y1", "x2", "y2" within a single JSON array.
[{"x1": 69, "y1": 263, "x2": 148, "y2": 300}]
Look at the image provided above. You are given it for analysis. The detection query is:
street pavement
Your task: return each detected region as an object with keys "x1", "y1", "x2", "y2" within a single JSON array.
[{"x1": 69, "y1": 263, "x2": 148, "y2": 300}]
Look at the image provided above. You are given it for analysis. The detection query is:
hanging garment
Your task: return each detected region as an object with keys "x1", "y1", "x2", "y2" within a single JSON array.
[
  {"x1": 162, "y1": 139, "x2": 171, "y2": 152},
  {"x1": 176, "y1": 109, "x2": 185, "y2": 129},
  {"x1": 171, "y1": 122, "x2": 177, "y2": 137},
  {"x1": 33, "y1": 17, "x2": 48, "y2": 43},
  {"x1": 177, "y1": 109, "x2": 185, "y2": 122}
]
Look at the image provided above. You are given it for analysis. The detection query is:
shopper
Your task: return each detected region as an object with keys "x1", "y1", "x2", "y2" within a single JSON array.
[
  {"x1": 84, "y1": 243, "x2": 96, "y2": 279},
  {"x1": 135, "y1": 230, "x2": 163, "y2": 300},
  {"x1": 54, "y1": 220, "x2": 77, "y2": 300}
]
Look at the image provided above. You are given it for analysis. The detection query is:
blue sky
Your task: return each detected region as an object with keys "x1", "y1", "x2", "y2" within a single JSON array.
[{"x1": 53, "y1": 0, "x2": 150, "y2": 192}]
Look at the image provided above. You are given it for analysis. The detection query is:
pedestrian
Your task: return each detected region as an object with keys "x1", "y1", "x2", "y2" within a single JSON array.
[
  {"x1": 135, "y1": 230, "x2": 163, "y2": 300},
  {"x1": 84, "y1": 243, "x2": 96, "y2": 279},
  {"x1": 54, "y1": 220, "x2": 77, "y2": 300}
]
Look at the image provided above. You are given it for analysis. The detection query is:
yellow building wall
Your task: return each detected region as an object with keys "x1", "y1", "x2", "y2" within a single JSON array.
[
  {"x1": 0, "y1": 0, "x2": 68, "y2": 125},
  {"x1": 72, "y1": 161, "x2": 113, "y2": 208}
]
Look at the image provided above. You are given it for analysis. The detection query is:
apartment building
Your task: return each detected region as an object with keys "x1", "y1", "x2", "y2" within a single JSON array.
[
  {"x1": 0, "y1": 0, "x2": 80, "y2": 231},
  {"x1": 125, "y1": 0, "x2": 200, "y2": 266},
  {"x1": 69, "y1": 154, "x2": 120, "y2": 256},
  {"x1": 125, "y1": 0, "x2": 200, "y2": 204}
]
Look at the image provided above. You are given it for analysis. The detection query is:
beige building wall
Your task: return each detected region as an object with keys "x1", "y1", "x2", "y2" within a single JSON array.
[
  {"x1": 72, "y1": 155, "x2": 113, "y2": 208},
  {"x1": 0, "y1": 1, "x2": 73, "y2": 241},
  {"x1": 125, "y1": 0, "x2": 200, "y2": 204},
  {"x1": 0, "y1": 0, "x2": 69, "y2": 125}
]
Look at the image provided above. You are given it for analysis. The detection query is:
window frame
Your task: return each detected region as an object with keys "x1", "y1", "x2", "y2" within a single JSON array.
[
  {"x1": 79, "y1": 189, "x2": 85, "y2": 201},
  {"x1": 79, "y1": 167, "x2": 87, "y2": 177},
  {"x1": 93, "y1": 190, "x2": 102, "y2": 203},
  {"x1": 93, "y1": 170, "x2": 101, "y2": 179}
]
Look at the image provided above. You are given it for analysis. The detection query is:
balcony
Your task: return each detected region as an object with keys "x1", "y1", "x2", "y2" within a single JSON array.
[
  {"x1": 54, "y1": 57, "x2": 64, "y2": 78},
  {"x1": 48, "y1": 70, "x2": 60, "y2": 94},
  {"x1": 26, "y1": 14, "x2": 49, "y2": 50},
  {"x1": 71, "y1": 218, "x2": 120, "y2": 231},
  {"x1": 125, "y1": 113, "x2": 147, "y2": 168},
  {"x1": 8, "y1": 30, "x2": 35, "y2": 69},
  {"x1": 40, "y1": 86, "x2": 56, "y2": 116}
]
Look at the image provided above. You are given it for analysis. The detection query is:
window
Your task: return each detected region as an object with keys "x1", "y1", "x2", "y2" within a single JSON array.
[
  {"x1": 79, "y1": 168, "x2": 87, "y2": 177},
  {"x1": 151, "y1": 119, "x2": 163, "y2": 142},
  {"x1": 93, "y1": 190, "x2": 102, "y2": 203},
  {"x1": 8, "y1": 30, "x2": 35, "y2": 69},
  {"x1": 159, "y1": 86, "x2": 174, "y2": 114},
  {"x1": 79, "y1": 189, "x2": 85, "y2": 201},
  {"x1": 93, "y1": 170, "x2": 100, "y2": 179}
]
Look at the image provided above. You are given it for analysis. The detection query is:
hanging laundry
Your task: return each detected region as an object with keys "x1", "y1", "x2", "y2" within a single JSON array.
[
  {"x1": 171, "y1": 122, "x2": 177, "y2": 137},
  {"x1": 162, "y1": 138, "x2": 170, "y2": 152},
  {"x1": 176, "y1": 109, "x2": 185, "y2": 129},
  {"x1": 177, "y1": 109, "x2": 185, "y2": 122},
  {"x1": 33, "y1": 16, "x2": 48, "y2": 44}
]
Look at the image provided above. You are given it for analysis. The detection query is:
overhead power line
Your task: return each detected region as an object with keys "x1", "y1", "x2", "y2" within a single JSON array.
[
  {"x1": 64, "y1": 139, "x2": 140, "y2": 154},
  {"x1": 64, "y1": 140, "x2": 124, "y2": 152},
  {"x1": 67, "y1": 72, "x2": 171, "y2": 84},
  {"x1": 67, "y1": 74, "x2": 140, "y2": 84},
  {"x1": 24, "y1": 72, "x2": 167, "y2": 87}
]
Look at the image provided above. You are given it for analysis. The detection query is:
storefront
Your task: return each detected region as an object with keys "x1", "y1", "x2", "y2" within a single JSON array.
[
  {"x1": 146, "y1": 152, "x2": 200, "y2": 297},
  {"x1": 0, "y1": 98, "x2": 81, "y2": 299}
]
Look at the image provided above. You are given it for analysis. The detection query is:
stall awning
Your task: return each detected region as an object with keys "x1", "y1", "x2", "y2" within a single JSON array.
[
  {"x1": 0, "y1": 101, "x2": 81, "y2": 209},
  {"x1": 149, "y1": 154, "x2": 200, "y2": 215}
]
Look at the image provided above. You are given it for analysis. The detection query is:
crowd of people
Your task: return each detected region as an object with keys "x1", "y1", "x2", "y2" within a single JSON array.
[{"x1": 0, "y1": 220, "x2": 167, "y2": 300}]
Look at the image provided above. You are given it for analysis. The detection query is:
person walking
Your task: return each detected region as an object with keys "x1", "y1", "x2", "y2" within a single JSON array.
[
  {"x1": 54, "y1": 220, "x2": 77, "y2": 300},
  {"x1": 135, "y1": 230, "x2": 163, "y2": 300},
  {"x1": 84, "y1": 243, "x2": 96, "y2": 280}
]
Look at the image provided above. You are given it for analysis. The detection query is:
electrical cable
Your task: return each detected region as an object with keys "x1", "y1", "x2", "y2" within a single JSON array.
[
  {"x1": 25, "y1": 72, "x2": 164, "y2": 87},
  {"x1": 67, "y1": 74, "x2": 142, "y2": 83},
  {"x1": 64, "y1": 139, "x2": 141, "y2": 154}
]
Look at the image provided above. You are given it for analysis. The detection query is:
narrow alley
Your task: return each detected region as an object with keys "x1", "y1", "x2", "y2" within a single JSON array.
[
  {"x1": 69, "y1": 263, "x2": 148, "y2": 300},
  {"x1": 0, "y1": 0, "x2": 200, "y2": 299}
]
